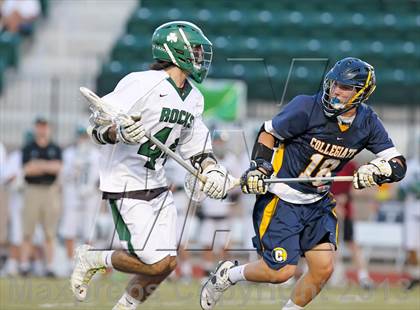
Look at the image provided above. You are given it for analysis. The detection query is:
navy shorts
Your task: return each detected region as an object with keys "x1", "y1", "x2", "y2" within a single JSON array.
[{"x1": 252, "y1": 193, "x2": 338, "y2": 270}]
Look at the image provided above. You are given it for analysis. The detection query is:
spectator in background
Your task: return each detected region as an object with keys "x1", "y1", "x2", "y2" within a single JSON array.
[
  {"x1": 0, "y1": 141, "x2": 7, "y2": 265},
  {"x1": 20, "y1": 117, "x2": 62, "y2": 277},
  {"x1": 399, "y1": 145, "x2": 420, "y2": 290},
  {"x1": 59, "y1": 127, "x2": 101, "y2": 275},
  {"x1": 331, "y1": 161, "x2": 374, "y2": 290},
  {"x1": 0, "y1": 146, "x2": 23, "y2": 276},
  {"x1": 0, "y1": 0, "x2": 40, "y2": 34}
]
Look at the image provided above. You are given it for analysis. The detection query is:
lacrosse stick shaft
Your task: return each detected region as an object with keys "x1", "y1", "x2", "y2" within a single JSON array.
[
  {"x1": 265, "y1": 176, "x2": 353, "y2": 183},
  {"x1": 145, "y1": 132, "x2": 207, "y2": 183}
]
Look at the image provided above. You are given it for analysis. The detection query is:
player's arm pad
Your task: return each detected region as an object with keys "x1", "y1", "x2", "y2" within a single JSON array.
[
  {"x1": 254, "y1": 124, "x2": 281, "y2": 150},
  {"x1": 249, "y1": 125, "x2": 276, "y2": 176},
  {"x1": 87, "y1": 124, "x2": 117, "y2": 145},
  {"x1": 252, "y1": 142, "x2": 274, "y2": 162},
  {"x1": 189, "y1": 152, "x2": 217, "y2": 173},
  {"x1": 377, "y1": 155, "x2": 407, "y2": 184}
]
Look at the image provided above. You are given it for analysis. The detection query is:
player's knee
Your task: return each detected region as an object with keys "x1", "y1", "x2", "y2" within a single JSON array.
[
  {"x1": 267, "y1": 265, "x2": 296, "y2": 284},
  {"x1": 313, "y1": 263, "x2": 334, "y2": 282},
  {"x1": 147, "y1": 256, "x2": 177, "y2": 276},
  {"x1": 168, "y1": 256, "x2": 177, "y2": 272}
]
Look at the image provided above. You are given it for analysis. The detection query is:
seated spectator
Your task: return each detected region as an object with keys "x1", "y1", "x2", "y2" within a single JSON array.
[{"x1": 0, "y1": 0, "x2": 41, "y2": 35}]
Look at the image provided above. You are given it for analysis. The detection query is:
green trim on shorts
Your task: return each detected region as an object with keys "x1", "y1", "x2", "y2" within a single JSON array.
[{"x1": 108, "y1": 200, "x2": 136, "y2": 256}]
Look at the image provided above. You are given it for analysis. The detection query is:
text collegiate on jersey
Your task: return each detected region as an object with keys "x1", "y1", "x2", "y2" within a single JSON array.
[
  {"x1": 159, "y1": 107, "x2": 195, "y2": 129},
  {"x1": 310, "y1": 137, "x2": 357, "y2": 159}
]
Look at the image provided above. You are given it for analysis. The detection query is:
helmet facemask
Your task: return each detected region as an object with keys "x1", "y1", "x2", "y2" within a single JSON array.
[
  {"x1": 188, "y1": 43, "x2": 213, "y2": 83},
  {"x1": 322, "y1": 80, "x2": 360, "y2": 118}
]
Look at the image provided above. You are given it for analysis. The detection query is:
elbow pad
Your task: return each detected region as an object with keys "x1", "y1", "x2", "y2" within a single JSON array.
[
  {"x1": 388, "y1": 155, "x2": 407, "y2": 182},
  {"x1": 251, "y1": 143, "x2": 274, "y2": 162},
  {"x1": 374, "y1": 155, "x2": 407, "y2": 185}
]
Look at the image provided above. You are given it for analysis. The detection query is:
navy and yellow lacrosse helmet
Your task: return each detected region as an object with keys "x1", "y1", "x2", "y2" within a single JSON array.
[{"x1": 322, "y1": 57, "x2": 376, "y2": 118}]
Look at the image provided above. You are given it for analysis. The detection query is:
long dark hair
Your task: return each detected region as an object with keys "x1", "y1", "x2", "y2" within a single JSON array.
[{"x1": 150, "y1": 60, "x2": 174, "y2": 70}]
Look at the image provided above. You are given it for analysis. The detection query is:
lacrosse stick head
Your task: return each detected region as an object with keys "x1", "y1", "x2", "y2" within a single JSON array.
[
  {"x1": 80, "y1": 87, "x2": 132, "y2": 126},
  {"x1": 184, "y1": 172, "x2": 206, "y2": 203}
]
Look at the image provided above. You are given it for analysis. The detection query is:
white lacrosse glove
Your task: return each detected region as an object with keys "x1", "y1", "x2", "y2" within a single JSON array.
[
  {"x1": 116, "y1": 114, "x2": 146, "y2": 145},
  {"x1": 353, "y1": 158, "x2": 392, "y2": 189},
  {"x1": 201, "y1": 164, "x2": 229, "y2": 199},
  {"x1": 240, "y1": 159, "x2": 274, "y2": 195}
]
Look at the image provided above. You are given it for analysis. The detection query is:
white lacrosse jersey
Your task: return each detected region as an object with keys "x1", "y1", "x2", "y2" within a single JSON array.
[
  {"x1": 0, "y1": 142, "x2": 6, "y2": 184},
  {"x1": 99, "y1": 70, "x2": 212, "y2": 192},
  {"x1": 62, "y1": 142, "x2": 101, "y2": 195}
]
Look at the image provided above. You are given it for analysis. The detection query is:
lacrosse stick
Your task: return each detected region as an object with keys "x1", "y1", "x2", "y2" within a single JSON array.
[
  {"x1": 264, "y1": 175, "x2": 353, "y2": 183},
  {"x1": 80, "y1": 87, "x2": 240, "y2": 200},
  {"x1": 79, "y1": 87, "x2": 353, "y2": 198}
]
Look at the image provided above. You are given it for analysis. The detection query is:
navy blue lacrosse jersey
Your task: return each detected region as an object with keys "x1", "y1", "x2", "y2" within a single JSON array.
[{"x1": 266, "y1": 93, "x2": 395, "y2": 195}]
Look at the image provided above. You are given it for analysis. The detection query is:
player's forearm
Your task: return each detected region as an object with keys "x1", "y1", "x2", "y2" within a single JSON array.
[
  {"x1": 87, "y1": 124, "x2": 117, "y2": 144},
  {"x1": 250, "y1": 131, "x2": 276, "y2": 162},
  {"x1": 243, "y1": 130, "x2": 276, "y2": 178},
  {"x1": 107, "y1": 125, "x2": 118, "y2": 142}
]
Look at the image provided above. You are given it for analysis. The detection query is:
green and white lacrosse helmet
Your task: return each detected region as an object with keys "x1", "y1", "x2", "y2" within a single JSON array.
[{"x1": 152, "y1": 21, "x2": 213, "y2": 83}]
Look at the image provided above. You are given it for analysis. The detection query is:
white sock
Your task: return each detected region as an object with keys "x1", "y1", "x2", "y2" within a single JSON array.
[
  {"x1": 46, "y1": 262, "x2": 54, "y2": 272},
  {"x1": 227, "y1": 264, "x2": 246, "y2": 284},
  {"x1": 282, "y1": 299, "x2": 304, "y2": 310},
  {"x1": 20, "y1": 261, "x2": 30, "y2": 271},
  {"x1": 204, "y1": 261, "x2": 214, "y2": 273},
  {"x1": 7, "y1": 259, "x2": 18, "y2": 269},
  {"x1": 408, "y1": 266, "x2": 420, "y2": 279},
  {"x1": 115, "y1": 292, "x2": 140, "y2": 310},
  {"x1": 358, "y1": 269, "x2": 369, "y2": 281},
  {"x1": 101, "y1": 251, "x2": 114, "y2": 268},
  {"x1": 180, "y1": 261, "x2": 192, "y2": 277}
]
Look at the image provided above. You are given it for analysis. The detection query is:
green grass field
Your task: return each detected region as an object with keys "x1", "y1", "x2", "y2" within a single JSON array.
[{"x1": 1, "y1": 275, "x2": 419, "y2": 309}]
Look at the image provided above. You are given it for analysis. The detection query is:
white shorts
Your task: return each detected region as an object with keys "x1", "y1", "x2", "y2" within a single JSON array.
[
  {"x1": 404, "y1": 199, "x2": 420, "y2": 251},
  {"x1": 107, "y1": 190, "x2": 177, "y2": 264},
  {"x1": 199, "y1": 218, "x2": 231, "y2": 250},
  {"x1": 8, "y1": 191, "x2": 23, "y2": 245},
  {"x1": 59, "y1": 187, "x2": 101, "y2": 241}
]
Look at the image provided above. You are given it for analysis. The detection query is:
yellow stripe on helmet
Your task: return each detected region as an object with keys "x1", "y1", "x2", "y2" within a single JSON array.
[{"x1": 347, "y1": 69, "x2": 372, "y2": 105}]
